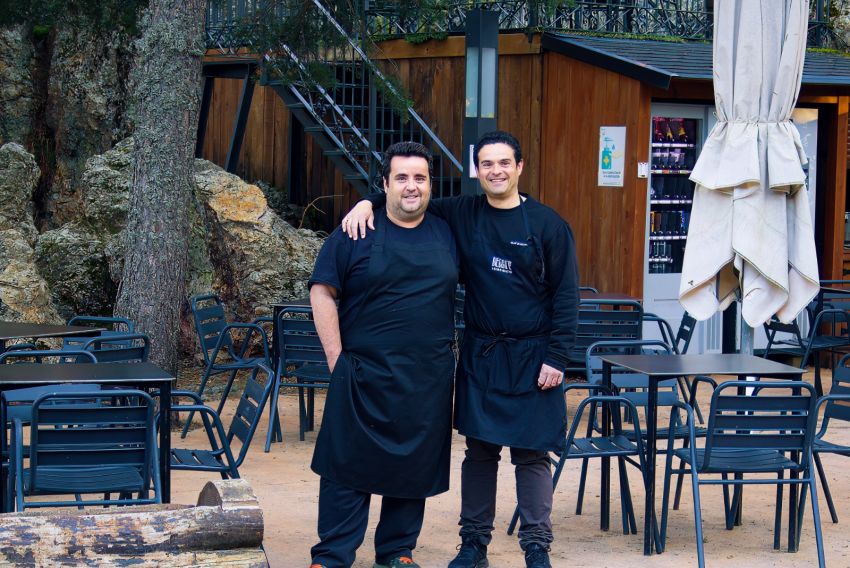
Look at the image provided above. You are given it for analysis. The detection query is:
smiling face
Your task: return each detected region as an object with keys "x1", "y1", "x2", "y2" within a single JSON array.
[
  {"x1": 383, "y1": 155, "x2": 431, "y2": 226},
  {"x1": 475, "y1": 142, "x2": 524, "y2": 203}
]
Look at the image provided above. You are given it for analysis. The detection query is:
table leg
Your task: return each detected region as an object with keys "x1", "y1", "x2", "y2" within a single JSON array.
[
  {"x1": 160, "y1": 380, "x2": 172, "y2": 503},
  {"x1": 601, "y1": 361, "x2": 612, "y2": 532},
  {"x1": 0, "y1": 393, "x2": 6, "y2": 513},
  {"x1": 644, "y1": 378, "x2": 658, "y2": 555}
]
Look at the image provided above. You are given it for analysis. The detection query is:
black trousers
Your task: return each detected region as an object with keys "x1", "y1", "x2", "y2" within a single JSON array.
[
  {"x1": 458, "y1": 437, "x2": 554, "y2": 550},
  {"x1": 311, "y1": 477, "x2": 426, "y2": 568}
]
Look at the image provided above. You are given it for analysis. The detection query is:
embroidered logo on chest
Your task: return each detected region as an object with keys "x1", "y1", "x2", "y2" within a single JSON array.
[
  {"x1": 491, "y1": 256, "x2": 513, "y2": 274},
  {"x1": 509, "y1": 240, "x2": 528, "y2": 247}
]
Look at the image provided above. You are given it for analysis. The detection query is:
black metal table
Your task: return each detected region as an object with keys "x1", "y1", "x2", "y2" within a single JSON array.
[
  {"x1": 0, "y1": 362, "x2": 175, "y2": 511},
  {"x1": 0, "y1": 321, "x2": 105, "y2": 354},
  {"x1": 597, "y1": 353, "x2": 804, "y2": 556}
]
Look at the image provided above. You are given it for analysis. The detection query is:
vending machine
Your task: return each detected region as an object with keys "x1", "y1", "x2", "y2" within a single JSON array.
[{"x1": 643, "y1": 103, "x2": 819, "y2": 353}]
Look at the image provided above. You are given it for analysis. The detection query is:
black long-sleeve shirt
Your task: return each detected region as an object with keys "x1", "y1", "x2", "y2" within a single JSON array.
[{"x1": 366, "y1": 193, "x2": 579, "y2": 370}]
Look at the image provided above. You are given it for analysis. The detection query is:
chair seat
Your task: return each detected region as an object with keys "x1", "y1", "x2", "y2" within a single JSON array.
[
  {"x1": 567, "y1": 435, "x2": 640, "y2": 458},
  {"x1": 288, "y1": 364, "x2": 331, "y2": 384},
  {"x1": 813, "y1": 438, "x2": 850, "y2": 455},
  {"x1": 210, "y1": 357, "x2": 265, "y2": 371},
  {"x1": 674, "y1": 447, "x2": 802, "y2": 473},
  {"x1": 171, "y1": 448, "x2": 227, "y2": 471},
  {"x1": 24, "y1": 466, "x2": 144, "y2": 494}
]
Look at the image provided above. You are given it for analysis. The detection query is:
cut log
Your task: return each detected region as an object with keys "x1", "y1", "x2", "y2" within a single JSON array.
[{"x1": 0, "y1": 479, "x2": 267, "y2": 567}]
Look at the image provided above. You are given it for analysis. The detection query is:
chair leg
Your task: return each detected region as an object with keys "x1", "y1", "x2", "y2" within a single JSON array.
[
  {"x1": 809, "y1": 476, "x2": 826, "y2": 568},
  {"x1": 774, "y1": 472, "x2": 784, "y2": 550},
  {"x1": 297, "y1": 387, "x2": 308, "y2": 441},
  {"x1": 673, "y1": 437, "x2": 692, "y2": 510},
  {"x1": 616, "y1": 457, "x2": 636, "y2": 535},
  {"x1": 181, "y1": 364, "x2": 216, "y2": 439},
  {"x1": 215, "y1": 368, "x2": 240, "y2": 416},
  {"x1": 691, "y1": 471, "x2": 705, "y2": 568},
  {"x1": 732, "y1": 473, "x2": 743, "y2": 527},
  {"x1": 794, "y1": 480, "x2": 809, "y2": 553},
  {"x1": 659, "y1": 446, "x2": 676, "y2": 552},
  {"x1": 575, "y1": 402, "x2": 597, "y2": 515},
  {"x1": 507, "y1": 505, "x2": 521, "y2": 536},
  {"x1": 813, "y1": 453, "x2": 838, "y2": 523},
  {"x1": 264, "y1": 372, "x2": 283, "y2": 453},
  {"x1": 721, "y1": 474, "x2": 734, "y2": 530},
  {"x1": 307, "y1": 389, "x2": 316, "y2": 431}
]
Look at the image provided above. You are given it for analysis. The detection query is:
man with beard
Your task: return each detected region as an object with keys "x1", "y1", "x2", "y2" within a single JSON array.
[
  {"x1": 341, "y1": 131, "x2": 579, "y2": 568},
  {"x1": 308, "y1": 141, "x2": 459, "y2": 568}
]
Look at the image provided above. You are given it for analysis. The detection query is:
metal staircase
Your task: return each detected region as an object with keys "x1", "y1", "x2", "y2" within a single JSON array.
[{"x1": 206, "y1": 0, "x2": 462, "y2": 198}]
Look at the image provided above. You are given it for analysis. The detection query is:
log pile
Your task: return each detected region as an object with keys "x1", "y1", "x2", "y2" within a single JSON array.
[{"x1": 0, "y1": 479, "x2": 268, "y2": 567}]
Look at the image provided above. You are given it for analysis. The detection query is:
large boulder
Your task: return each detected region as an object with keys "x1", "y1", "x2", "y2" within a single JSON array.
[
  {"x1": 0, "y1": 143, "x2": 39, "y2": 245},
  {"x1": 43, "y1": 22, "x2": 134, "y2": 227},
  {"x1": 34, "y1": 222, "x2": 115, "y2": 321},
  {"x1": 194, "y1": 160, "x2": 323, "y2": 320},
  {"x1": 0, "y1": 26, "x2": 34, "y2": 146},
  {"x1": 0, "y1": 143, "x2": 60, "y2": 324}
]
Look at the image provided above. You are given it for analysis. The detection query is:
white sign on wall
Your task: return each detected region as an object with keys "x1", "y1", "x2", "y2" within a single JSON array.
[{"x1": 598, "y1": 126, "x2": 626, "y2": 187}]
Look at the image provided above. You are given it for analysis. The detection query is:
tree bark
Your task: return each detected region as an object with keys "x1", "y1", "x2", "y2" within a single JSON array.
[{"x1": 115, "y1": 0, "x2": 204, "y2": 373}]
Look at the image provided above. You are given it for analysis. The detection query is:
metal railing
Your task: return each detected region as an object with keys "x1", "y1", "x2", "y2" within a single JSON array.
[{"x1": 211, "y1": 0, "x2": 462, "y2": 195}]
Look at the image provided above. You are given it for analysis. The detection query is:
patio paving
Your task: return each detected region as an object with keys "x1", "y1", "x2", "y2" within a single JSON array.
[{"x1": 170, "y1": 369, "x2": 850, "y2": 567}]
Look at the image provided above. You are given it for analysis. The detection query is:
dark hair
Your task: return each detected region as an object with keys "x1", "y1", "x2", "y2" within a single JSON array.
[
  {"x1": 381, "y1": 141, "x2": 433, "y2": 183},
  {"x1": 473, "y1": 130, "x2": 523, "y2": 167}
]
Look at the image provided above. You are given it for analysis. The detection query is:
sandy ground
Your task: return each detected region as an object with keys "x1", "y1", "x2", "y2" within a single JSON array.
[{"x1": 171, "y1": 369, "x2": 850, "y2": 568}]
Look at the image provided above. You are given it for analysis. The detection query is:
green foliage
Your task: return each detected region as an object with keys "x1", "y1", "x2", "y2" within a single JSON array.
[{"x1": 0, "y1": 0, "x2": 148, "y2": 36}]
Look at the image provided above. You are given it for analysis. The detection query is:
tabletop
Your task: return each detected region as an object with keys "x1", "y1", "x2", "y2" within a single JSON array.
[
  {"x1": 0, "y1": 321, "x2": 105, "y2": 341},
  {"x1": 0, "y1": 362, "x2": 175, "y2": 385},
  {"x1": 598, "y1": 353, "x2": 804, "y2": 377}
]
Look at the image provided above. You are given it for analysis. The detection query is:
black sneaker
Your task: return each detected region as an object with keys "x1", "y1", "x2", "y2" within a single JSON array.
[
  {"x1": 524, "y1": 543, "x2": 552, "y2": 568},
  {"x1": 447, "y1": 538, "x2": 489, "y2": 568}
]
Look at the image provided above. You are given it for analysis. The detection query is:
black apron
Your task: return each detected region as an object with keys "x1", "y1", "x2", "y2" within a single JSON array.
[
  {"x1": 454, "y1": 200, "x2": 567, "y2": 452},
  {"x1": 311, "y1": 211, "x2": 457, "y2": 499}
]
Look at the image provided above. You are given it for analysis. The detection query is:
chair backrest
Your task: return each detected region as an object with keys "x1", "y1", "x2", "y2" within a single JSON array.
[
  {"x1": 579, "y1": 286, "x2": 599, "y2": 293},
  {"x1": 191, "y1": 294, "x2": 232, "y2": 364},
  {"x1": 63, "y1": 316, "x2": 135, "y2": 349},
  {"x1": 0, "y1": 350, "x2": 97, "y2": 364},
  {"x1": 226, "y1": 364, "x2": 276, "y2": 467},
  {"x1": 28, "y1": 390, "x2": 158, "y2": 495},
  {"x1": 702, "y1": 381, "x2": 817, "y2": 471},
  {"x1": 277, "y1": 307, "x2": 328, "y2": 370},
  {"x1": 674, "y1": 313, "x2": 697, "y2": 354},
  {"x1": 571, "y1": 300, "x2": 643, "y2": 364},
  {"x1": 82, "y1": 333, "x2": 150, "y2": 363},
  {"x1": 823, "y1": 354, "x2": 850, "y2": 429},
  {"x1": 762, "y1": 317, "x2": 805, "y2": 351}
]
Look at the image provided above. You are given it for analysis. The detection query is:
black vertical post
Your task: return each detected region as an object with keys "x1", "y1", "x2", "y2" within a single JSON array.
[
  {"x1": 462, "y1": 9, "x2": 499, "y2": 195},
  {"x1": 225, "y1": 67, "x2": 255, "y2": 173},
  {"x1": 195, "y1": 76, "x2": 215, "y2": 158}
]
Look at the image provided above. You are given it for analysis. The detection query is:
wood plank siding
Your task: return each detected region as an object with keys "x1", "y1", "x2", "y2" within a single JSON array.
[{"x1": 540, "y1": 52, "x2": 651, "y2": 297}]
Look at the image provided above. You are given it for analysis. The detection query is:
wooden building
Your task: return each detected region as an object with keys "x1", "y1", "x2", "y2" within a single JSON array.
[{"x1": 201, "y1": 32, "x2": 850, "y2": 303}]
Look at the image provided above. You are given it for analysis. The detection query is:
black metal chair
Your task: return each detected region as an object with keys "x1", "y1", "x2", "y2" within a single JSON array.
[
  {"x1": 762, "y1": 308, "x2": 850, "y2": 397},
  {"x1": 8, "y1": 389, "x2": 161, "y2": 511},
  {"x1": 643, "y1": 311, "x2": 704, "y2": 420},
  {"x1": 169, "y1": 363, "x2": 275, "y2": 479},
  {"x1": 507, "y1": 386, "x2": 648, "y2": 538},
  {"x1": 660, "y1": 381, "x2": 824, "y2": 568},
  {"x1": 269, "y1": 307, "x2": 331, "y2": 450},
  {"x1": 811, "y1": 353, "x2": 850, "y2": 523},
  {"x1": 61, "y1": 315, "x2": 135, "y2": 349},
  {"x1": 565, "y1": 299, "x2": 643, "y2": 376},
  {"x1": 181, "y1": 293, "x2": 272, "y2": 439}
]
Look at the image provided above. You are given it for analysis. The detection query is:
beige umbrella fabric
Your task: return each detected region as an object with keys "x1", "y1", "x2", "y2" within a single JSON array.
[{"x1": 679, "y1": 0, "x2": 818, "y2": 327}]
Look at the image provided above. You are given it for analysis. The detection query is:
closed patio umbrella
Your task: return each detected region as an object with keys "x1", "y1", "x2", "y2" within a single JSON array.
[{"x1": 679, "y1": 0, "x2": 818, "y2": 329}]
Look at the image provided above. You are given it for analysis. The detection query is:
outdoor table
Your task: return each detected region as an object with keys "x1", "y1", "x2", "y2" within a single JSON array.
[
  {"x1": 0, "y1": 321, "x2": 106, "y2": 354},
  {"x1": 597, "y1": 353, "x2": 804, "y2": 556},
  {"x1": 0, "y1": 361, "x2": 175, "y2": 511}
]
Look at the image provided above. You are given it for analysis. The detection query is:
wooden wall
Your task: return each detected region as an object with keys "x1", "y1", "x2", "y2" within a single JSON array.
[{"x1": 540, "y1": 52, "x2": 651, "y2": 297}]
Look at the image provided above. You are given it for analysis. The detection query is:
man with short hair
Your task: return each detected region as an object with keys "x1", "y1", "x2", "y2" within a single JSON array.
[
  {"x1": 308, "y1": 141, "x2": 458, "y2": 568},
  {"x1": 342, "y1": 131, "x2": 579, "y2": 568}
]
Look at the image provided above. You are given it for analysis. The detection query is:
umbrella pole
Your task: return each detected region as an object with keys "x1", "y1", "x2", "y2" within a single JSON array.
[{"x1": 740, "y1": 322, "x2": 755, "y2": 356}]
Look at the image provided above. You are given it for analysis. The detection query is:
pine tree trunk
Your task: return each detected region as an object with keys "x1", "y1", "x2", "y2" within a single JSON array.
[{"x1": 115, "y1": 0, "x2": 204, "y2": 374}]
